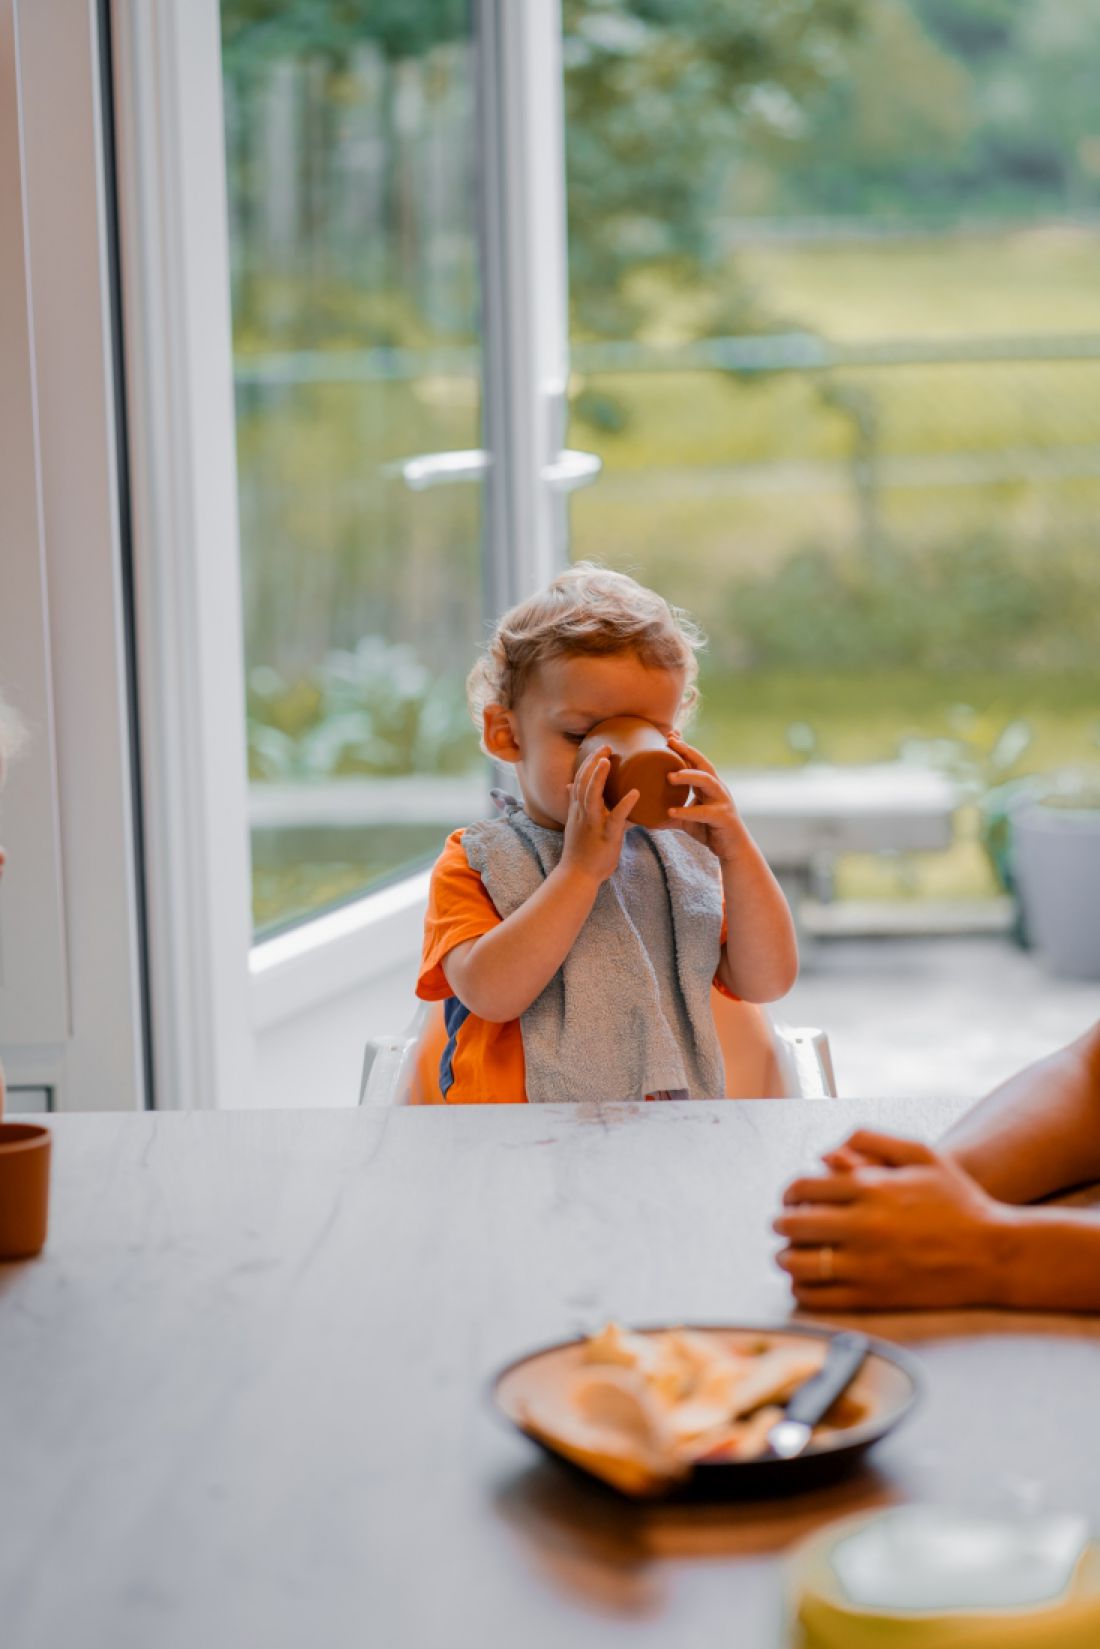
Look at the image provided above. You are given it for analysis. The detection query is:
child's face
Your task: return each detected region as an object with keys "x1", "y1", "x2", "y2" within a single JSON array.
[{"x1": 486, "y1": 651, "x2": 686, "y2": 829}]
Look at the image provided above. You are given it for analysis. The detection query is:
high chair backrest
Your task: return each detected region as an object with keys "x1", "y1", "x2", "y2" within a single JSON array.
[{"x1": 360, "y1": 994, "x2": 835, "y2": 1105}]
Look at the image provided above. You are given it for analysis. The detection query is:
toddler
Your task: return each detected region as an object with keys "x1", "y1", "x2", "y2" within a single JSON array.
[{"x1": 417, "y1": 565, "x2": 798, "y2": 1102}]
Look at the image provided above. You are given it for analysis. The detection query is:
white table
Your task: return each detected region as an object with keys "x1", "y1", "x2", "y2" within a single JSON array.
[{"x1": 3, "y1": 1098, "x2": 1098, "y2": 1649}]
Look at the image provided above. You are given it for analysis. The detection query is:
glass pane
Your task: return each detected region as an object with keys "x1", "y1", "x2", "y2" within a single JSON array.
[
  {"x1": 221, "y1": 3, "x2": 484, "y2": 937},
  {"x1": 563, "y1": 1, "x2": 1100, "y2": 908}
]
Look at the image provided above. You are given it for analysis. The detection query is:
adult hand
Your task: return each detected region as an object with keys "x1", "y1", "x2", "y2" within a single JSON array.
[
  {"x1": 560, "y1": 745, "x2": 639, "y2": 887},
  {"x1": 773, "y1": 1130, "x2": 1011, "y2": 1310}
]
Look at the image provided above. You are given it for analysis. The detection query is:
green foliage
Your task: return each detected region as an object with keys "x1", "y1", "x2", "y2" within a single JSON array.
[
  {"x1": 221, "y1": 1, "x2": 468, "y2": 69},
  {"x1": 759, "y1": 0, "x2": 973, "y2": 213},
  {"x1": 898, "y1": 705, "x2": 1034, "y2": 801},
  {"x1": 915, "y1": 0, "x2": 1021, "y2": 62},
  {"x1": 561, "y1": 0, "x2": 865, "y2": 336},
  {"x1": 572, "y1": 386, "x2": 630, "y2": 434},
  {"x1": 756, "y1": 0, "x2": 1100, "y2": 216},
  {"x1": 727, "y1": 535, "x2": 1090, "y2": 673},
  {"x1": 246, "y1": 636, "x2": 478, "y2": 781},
  {"x1": 252, "y1": 823, "x2": 454, "y2": 933}
]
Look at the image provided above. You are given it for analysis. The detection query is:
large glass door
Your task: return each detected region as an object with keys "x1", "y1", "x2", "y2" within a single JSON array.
[{"x1": 221, "y1": 6, "x2": 490, "y2": 937}]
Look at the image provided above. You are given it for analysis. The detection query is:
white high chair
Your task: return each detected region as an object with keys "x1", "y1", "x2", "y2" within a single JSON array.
[{"x1": 360, "y1": 992, "x2": 836, "y2": 1106}]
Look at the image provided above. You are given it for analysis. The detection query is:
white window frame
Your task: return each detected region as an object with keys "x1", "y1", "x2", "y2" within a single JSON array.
[
  {"x1": 110, "y1": 0, "x2": 255, "y2": 1109},
  {"x1": 106, "y1": 0, "x2": 572, "y2": 1103},
  {"x1": 0, "y1": 0, "x2": 146, "y2": 1112}
]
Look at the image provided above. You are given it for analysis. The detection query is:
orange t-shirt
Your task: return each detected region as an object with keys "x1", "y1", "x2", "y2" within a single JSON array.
[
  {"x1": 416, "y1": 831, "x2": 526, "y2": 1102},
  {"x1": 416, "y1": 828, "x2": 732, "y2": 1104}
]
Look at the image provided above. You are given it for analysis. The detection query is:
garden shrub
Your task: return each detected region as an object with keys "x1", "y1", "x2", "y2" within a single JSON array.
[{"x1": 728, "y1": 534, "x2": 1092, "y2": 672}]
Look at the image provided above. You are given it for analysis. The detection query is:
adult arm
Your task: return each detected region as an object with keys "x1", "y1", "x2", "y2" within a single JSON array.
[
  {"x1": 774, "y1": 1021, "x2": 1100, "y2": 1311},
  {"x1": 939, "y1": 1019, "x2": 1100, "y2": 1203}
]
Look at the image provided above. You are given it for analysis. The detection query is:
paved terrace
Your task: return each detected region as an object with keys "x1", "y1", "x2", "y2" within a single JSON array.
[{"x1": 783, "y1": 933, "x2": 1098, "y2": 1102}]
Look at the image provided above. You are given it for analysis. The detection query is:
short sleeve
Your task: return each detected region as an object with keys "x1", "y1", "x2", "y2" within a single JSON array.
[
  {"x1": 416, "y1": 830, "x2": 503, "y2": 1000},
  {"x1": 712, "y1": 901, "x2": 741, "y2": 1000}
]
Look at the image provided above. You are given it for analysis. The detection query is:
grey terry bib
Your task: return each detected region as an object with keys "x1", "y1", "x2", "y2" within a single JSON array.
[{"x1": 462, "y1": 798, "x2": 726, "y2": 1103}]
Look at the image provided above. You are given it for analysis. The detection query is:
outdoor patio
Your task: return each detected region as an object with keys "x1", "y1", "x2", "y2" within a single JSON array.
[{"x1": 783, "y1": 931, "x2": 1098, "y2": 1103}]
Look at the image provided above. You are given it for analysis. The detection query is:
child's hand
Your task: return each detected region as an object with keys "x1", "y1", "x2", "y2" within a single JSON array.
[
  {"x1": 666, "y1": 735, "x2": 744, "y2": 861},
  {"x1": 560, "y1": 745, "x2": 639, "y2": 886}
]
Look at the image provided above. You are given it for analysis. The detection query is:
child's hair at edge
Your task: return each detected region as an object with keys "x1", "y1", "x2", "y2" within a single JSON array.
[{"x1": 467, "y1": 563, "x2": 705, "y2": 748}]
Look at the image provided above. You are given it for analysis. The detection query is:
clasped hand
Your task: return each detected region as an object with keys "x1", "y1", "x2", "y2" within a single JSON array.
[{"x1": 773, "y1": 1130, "x2": 1009, "y2": 1310}]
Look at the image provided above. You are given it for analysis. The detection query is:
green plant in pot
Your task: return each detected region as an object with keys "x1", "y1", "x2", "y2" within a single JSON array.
[
  {"x1": 1011, "y1": 770, "x2": 1100, "y2": 980},
  {"x1": 979, "y1": 772, "x2": 1049, "y2": 948},
  {"x1": 899, "y1": 710, "x2": 1036, "y2": 938}
]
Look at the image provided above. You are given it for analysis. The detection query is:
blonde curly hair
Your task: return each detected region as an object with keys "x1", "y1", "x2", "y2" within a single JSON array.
[{"x1": 467, "y1": 563, "x2": 705, "y2": 744}]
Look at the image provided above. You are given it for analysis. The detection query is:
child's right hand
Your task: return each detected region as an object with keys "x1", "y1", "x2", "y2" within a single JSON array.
[{"x1": 560, "y1": 745, "x2": 639, "y2": 886}]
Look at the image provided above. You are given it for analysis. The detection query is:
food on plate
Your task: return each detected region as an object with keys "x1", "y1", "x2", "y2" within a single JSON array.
[{"x1": 520, "y1": 1324, "x2": 872, "y2": 1483}]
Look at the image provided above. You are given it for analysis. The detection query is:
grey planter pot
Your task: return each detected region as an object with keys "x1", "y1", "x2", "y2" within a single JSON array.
[{"x1": 1013, "y1": 802, "x2": 1100, "y2": 980}]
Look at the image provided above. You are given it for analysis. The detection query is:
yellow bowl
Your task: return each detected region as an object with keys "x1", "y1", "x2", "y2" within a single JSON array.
[{"x1": 787, "y1": 1511, "x2": 1100, "y2": 1649}]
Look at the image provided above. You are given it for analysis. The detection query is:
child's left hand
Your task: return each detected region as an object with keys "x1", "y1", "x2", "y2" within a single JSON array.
[{"x1": 666, "y1": 735, "x2": 745, "y2": 861}]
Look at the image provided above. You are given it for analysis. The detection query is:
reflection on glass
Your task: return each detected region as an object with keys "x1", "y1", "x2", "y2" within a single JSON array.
[
  {"x1": 563, "y1": 0, "x2": 1100, "y2": 904},
  {"x1": 221, "y1": 3, "x2": 483, "y2": 936}
]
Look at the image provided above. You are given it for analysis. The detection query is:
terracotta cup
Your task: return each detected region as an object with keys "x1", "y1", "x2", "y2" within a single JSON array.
[
  {"x1": 0, "y1": 1122, "x2": 52, "y2": 1260},
  {"x1": 575, "y1": 716, "x2": 686, "y2": 830}
]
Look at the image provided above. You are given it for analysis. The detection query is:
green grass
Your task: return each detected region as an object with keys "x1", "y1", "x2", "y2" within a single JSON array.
[
  {"x1": 734, "y1": 227, "x2": 1100, "y2": 342},
  {"x1": 571, "y1": 360, "x2": 1100, "y2": 471},
  {"x1": 567, "y1": 226, "x2": 1100, "y2": 592},
  {"x1": 690, "y1": 670, "x2": 1100, "y2": 769},
  {"x1": 252, "y1": 821, "x2": 460, "y2": 935}
]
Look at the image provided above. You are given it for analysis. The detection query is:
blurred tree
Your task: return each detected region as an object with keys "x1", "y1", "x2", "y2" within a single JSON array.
[
  {"x1": 561, "y1": 0, "x2": 865, "y2": 336},
  {"x1": 765, "y1": 0, "x2": 1100, "y2": 216},
  {"x1": 221, "y1": 1, "x2": 467, "y2": 69},
  {"x1": 915, "y1": 0, "x2": 1019, "y2": 62},
  {"x1": 746, "y1": 0, "x2": 973, "y2": 215},
  {"x1": 222, "y1": 0, "x2": 1100, "y2": 340}
]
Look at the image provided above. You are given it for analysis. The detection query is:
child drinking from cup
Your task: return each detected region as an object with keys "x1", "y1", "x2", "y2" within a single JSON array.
[{"x1": 417, "y1": 564, "x2": 798, "y2": 1102}]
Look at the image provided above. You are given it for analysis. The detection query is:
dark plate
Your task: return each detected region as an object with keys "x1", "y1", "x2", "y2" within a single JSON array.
[{"x1": 490, "y1": 1322, "x2": 920, "y2": 1500}]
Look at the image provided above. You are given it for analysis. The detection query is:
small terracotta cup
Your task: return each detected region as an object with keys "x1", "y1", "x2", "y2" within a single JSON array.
[
  {"x1": 0, "y1": 1122, "x2": 52, "y2": 1260},
  {"x1": 575, "y1": 716, "x2": 687, "y2": 830}
]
